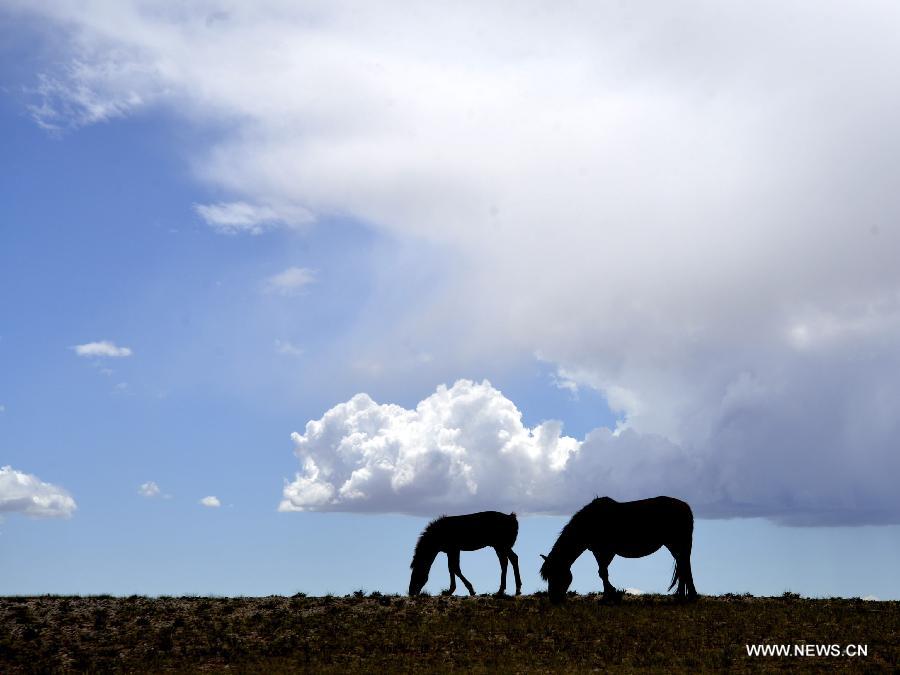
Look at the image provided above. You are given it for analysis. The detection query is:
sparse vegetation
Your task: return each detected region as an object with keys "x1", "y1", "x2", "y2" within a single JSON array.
[{"x1": 0, "y1": 594, "x2": 895, "y2": 672}]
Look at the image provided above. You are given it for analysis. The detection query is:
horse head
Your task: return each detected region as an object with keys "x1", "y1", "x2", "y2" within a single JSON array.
[
  {"x1": 539, "y1": 553, "x2": 572, "y2": 604},
  {"x1": 408, "y1": 561, "x2": 429, "y2": 596}
]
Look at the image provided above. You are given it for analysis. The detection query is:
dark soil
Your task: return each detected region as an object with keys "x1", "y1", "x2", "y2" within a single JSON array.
[{"x1": 1, "y1": 593, "x2": 896, "y2": 672}]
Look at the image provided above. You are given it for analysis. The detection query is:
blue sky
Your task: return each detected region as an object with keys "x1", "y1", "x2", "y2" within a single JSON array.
[{"x1": 2, "y1": 2, "x2": 900, "y2": 600}]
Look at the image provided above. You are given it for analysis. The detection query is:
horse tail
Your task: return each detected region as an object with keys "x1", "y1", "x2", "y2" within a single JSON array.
[
  {"x1": 668, "y1": 560, "x2": 679, "y2": 592},
  {"x1": 668, "y1": 502, "x2": 694, "y2": 592},
  {"x1": 509, "y1": 512, "x2": 519, "y2": 543}
]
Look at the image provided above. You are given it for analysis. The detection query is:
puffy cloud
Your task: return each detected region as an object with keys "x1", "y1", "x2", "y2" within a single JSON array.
[
  {"x1": 263, "y1": 267, "x2": 316, "y2": 296},
  {"x1": 71, "y1": 340, "x2": 132, "y2": 358},
  {"x1": 138, "y1": 481, "x2": 160, "y2": 497},
  {"x1": 13, "y1": 2, "x2": 900, "y2": 525},
  {"x1": 281, "y1": 379, "x2": 900, "y2": 524},
  {"x1": 194, "y1": 201, "x2": 313, "y2": 235},
  {"x1": 0, "y1": 466, "x2": 77, "y2": 518},
  {"x1": 199, "y1": 495, "x2": 220, "y2": 508}
]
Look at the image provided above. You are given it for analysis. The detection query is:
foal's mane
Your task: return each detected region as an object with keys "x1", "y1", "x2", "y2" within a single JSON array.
[{"x1": 410, "y1": 515, "x2": 447, "y2": 568}]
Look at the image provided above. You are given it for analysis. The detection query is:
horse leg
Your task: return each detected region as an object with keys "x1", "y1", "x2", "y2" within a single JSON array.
[
  {"x1": 591, "y1": 550, "x2": 621, "y2": 601},
  {"x1": 680, "y1": 549, "x2": 699, "y2": 600},
  {"x1": 508, "y1": 549, "x2": 522, "y2": 595},
  {"x1": 450, "y1": 550, "x2": 476, "y2": 596},
  {"x1": 493, "y1": 547, "x2": 508, "y2": 595},
  {"x1": 443, "y1": 551, "x2": 457, "y2": 595}
]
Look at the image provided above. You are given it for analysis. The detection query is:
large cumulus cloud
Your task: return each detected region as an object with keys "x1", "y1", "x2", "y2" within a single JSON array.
[
  {"x1": 280, "y1": 379, "x2": 899, "y2": 524},
  {"x1": 9, "y1": 1, "x2": 900, "y2": 524},
  {"x1": 0, "y1": 466, "x2": 77, "y2": 518}
]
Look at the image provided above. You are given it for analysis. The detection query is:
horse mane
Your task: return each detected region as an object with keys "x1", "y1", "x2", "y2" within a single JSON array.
[
  {"x1": 540, "y1": 497, "x2": 614, "y2": 580},
  {"x1": 410, "y1": 515, "x2": 447, "y2": 568}
]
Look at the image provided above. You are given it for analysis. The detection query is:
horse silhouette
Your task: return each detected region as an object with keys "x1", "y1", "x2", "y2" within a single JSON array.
[
  {"x1": 409, "y1": 511, "x2": 522, "y2": 596},
  {"x1": 539, "y1": 496, "x2": 698, "y2": 603}
]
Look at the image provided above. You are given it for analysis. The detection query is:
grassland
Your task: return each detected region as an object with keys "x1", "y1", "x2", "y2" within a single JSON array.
[{"x1": 0, "y1": 593, "x2": 896, "y2": 672}]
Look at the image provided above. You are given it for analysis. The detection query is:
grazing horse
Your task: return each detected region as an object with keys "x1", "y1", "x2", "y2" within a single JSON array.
[
  {"x1": 409, "y1": 511, "x2": 522, "y2": 596},
  {"x1": 539, "y1": 496, "x2": 698, "y2": 603}
]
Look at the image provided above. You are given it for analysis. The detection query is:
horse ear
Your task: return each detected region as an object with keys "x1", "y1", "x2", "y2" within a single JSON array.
[{"x1": 540, "y1": 554, "x2": 547, "y2": 561}]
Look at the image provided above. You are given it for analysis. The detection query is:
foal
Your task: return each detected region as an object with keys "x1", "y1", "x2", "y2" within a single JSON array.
[{"x1": 409, "y1": 511, "x2": 522, "y2": 596}]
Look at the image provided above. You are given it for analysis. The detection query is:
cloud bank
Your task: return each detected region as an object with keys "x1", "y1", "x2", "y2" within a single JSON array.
[
  {"x1": 0, "y1": 466, "x2": 77, "y2": 518},
  {"x1": 281, "y1": 380, "x2": 899, "y2": 525},
  {"x1": 11, "y1": 1, "x2": 900, "y2": 524}
]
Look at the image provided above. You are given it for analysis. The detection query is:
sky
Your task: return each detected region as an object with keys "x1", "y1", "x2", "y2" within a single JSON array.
[{"x1": 1, "y1": 1, "x2": 899, "y2": 599}]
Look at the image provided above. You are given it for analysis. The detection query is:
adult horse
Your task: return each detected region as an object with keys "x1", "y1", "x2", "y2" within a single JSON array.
[
  {"x1": 539, "y1": 496, "x2": 698, "y2": 603},
  {"x1": 409, "y1": 511, "x2": 522, "y2": 596}
]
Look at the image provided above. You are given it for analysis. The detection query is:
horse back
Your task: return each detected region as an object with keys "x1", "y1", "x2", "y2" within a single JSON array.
[
  {"x1": 435, "y1": 511, "x2": 518, "y2": 552},
  {"x1": 599, "y1": 496, "x2": 693, "y2": 547}
]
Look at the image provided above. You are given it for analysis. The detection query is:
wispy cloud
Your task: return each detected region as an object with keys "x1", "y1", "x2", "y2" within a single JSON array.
[
  {"x1": 194, "y1": 201, "x2": 313, "y2": 235},
  {"x1": 0, "y1": 466, "x2": 77, "y2": 518},
  {"x1": 263, "y1": 267, "x2": 316, "y2": 296},
  {"x1": 71, "y1": 340, "x2": 132, "y2": 358},
  {"x1": 199, "y1": 495, "x2": 221, "y2": 508},
  {"x1": 274, "y1": 339, "x2": 304, "y2": 357}
]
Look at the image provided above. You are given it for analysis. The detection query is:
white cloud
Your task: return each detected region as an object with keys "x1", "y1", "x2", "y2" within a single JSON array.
[
  {"x1": 624, "y1": 588, "x2": 644, "y2": 596},
  {"x1": 862, "y1": 595, "x2": 879, "y2": 601},
  {"x1": 14, "y1": 2, "x2": 900, "y2": 525},
  {"x1": 0, "y1": 466, "x2": 77, "y2": 518},
  {"x1": 274, "y1": 339, "x2": 304, "y2": 357},
  {"x1": 281, "y1": 379, "x2": 900, "y2": 524},
  {"x1": 71, "y1": 340, "x2": 132, "y2": 358},
  {"x1": 263, "y1": 267, "x2": 316, "y2": 296},
  {"x1": 138, "y1": 481, "x2": 160, "y2": 497},
  {"x1": 280, "y1": 379, "x2": 673, "y2": 515},
  {"x1": 194, "y1": 201, "x2": 313, "y2": 235},
  {"x1": 199, "y1": 495, "x2": 220, "y2": 508}
]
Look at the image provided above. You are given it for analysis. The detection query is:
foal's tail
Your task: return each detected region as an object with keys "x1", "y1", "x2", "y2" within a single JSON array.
[{"x1": 509, "y1": 512, "x2": 519, "y2": 544}]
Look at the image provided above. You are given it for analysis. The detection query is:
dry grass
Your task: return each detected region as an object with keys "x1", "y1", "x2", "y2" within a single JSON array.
[{"x1": 0, "y1": 593, "x2": 896, "y2": 672}]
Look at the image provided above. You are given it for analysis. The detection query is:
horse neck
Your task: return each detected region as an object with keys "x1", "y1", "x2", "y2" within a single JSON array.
[
  {"x1": 411, "y1": 534, "x2": 440, "y2": 573},
  {"x1": 550, "y1": 522, "x2": 588, "y2": 568}
]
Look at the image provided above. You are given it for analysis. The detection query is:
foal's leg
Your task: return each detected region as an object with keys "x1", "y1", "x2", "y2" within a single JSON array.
[
  {"x1": 443, "y1": 552, "x2": 457, "y2": 595},
  {"x1": 591, "y1": 550, "x2": 621, "y2": 600},
  {"x1": 507, "y1": 549, "x2": 522, "y2": 595},
  {"x1": 449, "y1": 550, "x2": 476, "y2": 596},
  {"x1": 493, "y1": 547, "x2": 509, "y2": 595}
]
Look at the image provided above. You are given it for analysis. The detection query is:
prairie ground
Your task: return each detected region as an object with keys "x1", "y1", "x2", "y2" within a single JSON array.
[{"x1": 0, "y1": 593, "x2": 896, "y2": 672}]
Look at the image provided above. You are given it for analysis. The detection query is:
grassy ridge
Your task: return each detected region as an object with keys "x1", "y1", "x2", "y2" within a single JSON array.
[{"x1": 1, "y1": 593, "x2": 896, "y2": 672}]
